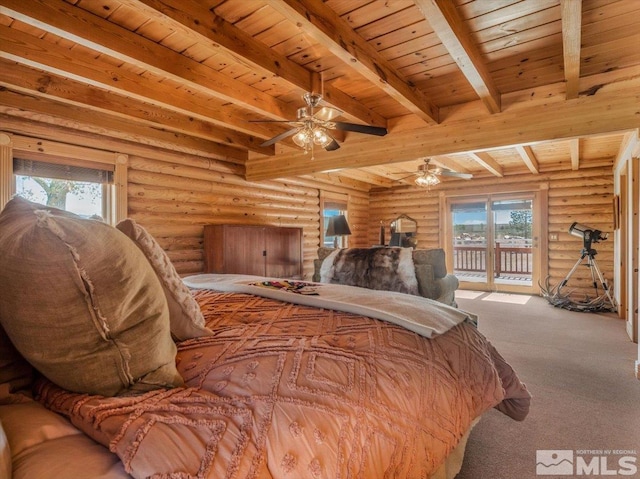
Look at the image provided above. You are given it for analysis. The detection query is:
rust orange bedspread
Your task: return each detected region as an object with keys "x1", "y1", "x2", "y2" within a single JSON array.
[{"x1": 35, "y1": 289, "x2": 530, "y2": 478}]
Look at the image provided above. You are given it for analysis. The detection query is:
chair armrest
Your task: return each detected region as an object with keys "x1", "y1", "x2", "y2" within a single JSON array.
[
  {"x1": 312, "y1": 259, "x2": 323, "y2": 282},
  {"x1": 434, "y1": 274, "x2": 459, "y2": 307}
]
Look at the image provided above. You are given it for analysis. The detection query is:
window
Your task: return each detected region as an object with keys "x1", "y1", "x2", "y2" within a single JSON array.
[
  {"x1": 0, "y1": 133, "x2": 127, "y2": 223},
  {"x1": 320, "y1": 192, "x2": 349, "y2": 248},
  {"x1": 14, "y1": 159, "x2": 113, "y2": 219}
]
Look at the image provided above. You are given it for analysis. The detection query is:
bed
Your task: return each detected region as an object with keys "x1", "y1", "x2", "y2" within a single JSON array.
[{"x1": 0, "y1": 197, "x2": 530, "y2": 479}]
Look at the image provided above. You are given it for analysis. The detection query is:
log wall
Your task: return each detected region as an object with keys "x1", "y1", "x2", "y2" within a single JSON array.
[
  {"x1": 2, "y1": 119, "x2": 616, "y2": 297},
  {"x1": 125, "y1": 152, "x2": 372, "y2": 279},
  {"x1": 1, "y1": 123, "x2": 370, "y2": 280},
  {"x1": 547, "y1": 168, "x2": 615, "y2": 296},
  {"x1": 368, "y1": 165, "x2": 615, "y2": 297}
]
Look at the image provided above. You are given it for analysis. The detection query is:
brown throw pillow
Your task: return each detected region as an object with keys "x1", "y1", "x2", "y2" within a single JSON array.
[
  {"x1": 0, "y1": 197, "x2": 183, "y2": 396},
  {"x1": 116, "y1": 218, "x2": 212, "y2": 341}
]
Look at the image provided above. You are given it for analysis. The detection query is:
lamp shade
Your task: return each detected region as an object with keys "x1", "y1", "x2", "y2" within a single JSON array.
[{"x1": 326, "y1": 214, "x2": 351, "y2": 236}]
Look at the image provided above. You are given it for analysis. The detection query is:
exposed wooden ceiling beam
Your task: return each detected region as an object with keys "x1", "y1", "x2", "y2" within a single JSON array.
[
  {"x1": 561, "y1": 0, "x2": 582, "y2": 99},
  {"x1": 569, "y1": 138, "x2": 580, "y2": 170},
  {"x1": 0, "y1": 114, "x2": 250, "y2": 172},
  {"x1": 246, "y1": 87, "x2": 640, "y2": 180},
  {"x1": 360, "y1": 164, "x2": 410, "y2": 183},
  {"x1": 430, "y1": 157, "x2": 472, "y2": 174},
  {"x1": 301, "y1": 172, "x2": 372, "y2": 191},
  {"x1": 121, "y1": 0, "x2": 386, "y2": 129},
  {"x1": 267, "y1": 0, "x2": 439, "y2": 125},
  {"x1": 468, "y1": 152, "x2": 503, "y2": 177},
  {"x1": 0, "y1": 59, "x2": 273, "y2": 156},
  {"x1": 332, "y1": 168, "x2": 397, "y2": 188},
  {"x1": 515, "y1": 145, "x2": 540, "y2": 174},
  {"x1": 414, "y1": 0, "x2": 501, "y2": 114},
  {"x1": 0, "y1": 0, "x2": 297, "y2": 121},
  {"x1": 0, "y1": 89, "x2": 247, "y2": 162},
  {"x1": 0, "y1": 24, "x2": 278, "y2": 141}
]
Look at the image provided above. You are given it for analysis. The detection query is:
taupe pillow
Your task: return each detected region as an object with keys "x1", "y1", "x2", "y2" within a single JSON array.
[
  {"x1": 116, "y1": 218, "x2": 212, "y2": 341},
  {"x1": 412, "y1": 248, "x2": 447, "y2": 279},
  {"x1": 414, "y1": 263, "x2": 440, "y2": 300},
  {"x1": 0, "y1": 197, "x2": 183, "y2": 396}
]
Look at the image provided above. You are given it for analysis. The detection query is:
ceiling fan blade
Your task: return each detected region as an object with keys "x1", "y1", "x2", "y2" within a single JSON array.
[
  {"x1": 314, "y1": 106, "x2": 342, "y2": 121},
  {"x1": 439, "y1": 169, "x2": 473, "y2": 179},
  {"x1": 324, "y1": 139, "x2": 340, "y2": 151},
  {"x1": 334, "y1": 121, "x2": 387, "y2": 136},
  {"x1": 395, "y1": 173, "x2": 417, "y2": 181},
  {"x1": 260, "y1": 128, "x2": 299, "y2": 147}
]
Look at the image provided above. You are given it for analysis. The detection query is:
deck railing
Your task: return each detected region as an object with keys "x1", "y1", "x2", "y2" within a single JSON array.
[
  {"x1": 453, "y1": 246, "x2": 486, "y2": 272},
  {"x1": 453, "y1": 242, "x2": 532, "y2": 277}
]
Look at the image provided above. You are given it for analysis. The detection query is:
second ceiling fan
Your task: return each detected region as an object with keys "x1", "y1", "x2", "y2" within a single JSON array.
[
  {"x1": 253, "y1": 92, "x2": 387, "y2": 155},
  {"x1": 398, "y1": 158, "x2": 473, "y2": 188}
]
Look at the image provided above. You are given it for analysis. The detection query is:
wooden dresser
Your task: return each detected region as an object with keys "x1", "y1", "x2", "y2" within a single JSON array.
[{"x1": 203, "y1": 224, "x2": 303, "y2": 278}]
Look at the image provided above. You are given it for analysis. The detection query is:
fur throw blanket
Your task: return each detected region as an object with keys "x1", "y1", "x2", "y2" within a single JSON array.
[{"x1": 320, "y1": 247, "x2": 419, "y2": 295}]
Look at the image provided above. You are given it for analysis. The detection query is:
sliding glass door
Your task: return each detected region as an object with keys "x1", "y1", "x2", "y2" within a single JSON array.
[
  {"x1": 451, "y1": 201, "x2": 489, "y2": 283},
  {"x1": 449, "y1": 193, "x2": 538, "y2": 294}
]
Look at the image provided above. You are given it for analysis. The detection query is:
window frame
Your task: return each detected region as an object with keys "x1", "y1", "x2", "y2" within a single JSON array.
[
  {"x1": 0, "y1": 132, "x2": 127, "y2": 224},
  {"x1": 320, "y1": 191, "x2": 350, "y2": 248}
]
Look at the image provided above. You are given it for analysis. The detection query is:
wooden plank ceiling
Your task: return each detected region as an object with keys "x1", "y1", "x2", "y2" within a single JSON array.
[{"x1": 0, "y1": 0, "x2": 639, "y2": 190}]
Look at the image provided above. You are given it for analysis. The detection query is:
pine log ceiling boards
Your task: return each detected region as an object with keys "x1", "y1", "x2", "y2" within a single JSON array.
[{"x1": 0, "y1": 0, "x2": 638, "y2": 186}]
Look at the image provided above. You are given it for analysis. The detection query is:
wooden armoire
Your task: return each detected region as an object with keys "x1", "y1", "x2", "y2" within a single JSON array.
[{"x1": 203, "y1": 224, "x2": 303, "y2": 278}]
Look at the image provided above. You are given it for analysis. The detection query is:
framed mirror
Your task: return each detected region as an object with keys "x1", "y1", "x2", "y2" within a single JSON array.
[
  {"x1": 391, "y1": 214, "x2": 417, "y2": 234},
  {"x1": 389, "y1": 214, "x2": 417, "y2": 248}
]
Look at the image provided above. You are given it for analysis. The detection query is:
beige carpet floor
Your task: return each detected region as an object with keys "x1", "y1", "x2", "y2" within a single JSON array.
[{"x1": 454, "y1": 291, "x2": 640, "y2": 479}]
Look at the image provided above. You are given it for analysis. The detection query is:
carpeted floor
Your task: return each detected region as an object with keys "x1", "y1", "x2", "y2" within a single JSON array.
[{"x1": 454, "y1": 291, "x2": 640, "y2": 479}]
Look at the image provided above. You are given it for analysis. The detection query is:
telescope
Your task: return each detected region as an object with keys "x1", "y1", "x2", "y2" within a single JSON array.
[
  {"x1": 568, "y1": 222, "x2": 608, "y2": 250},
  {"x1": 542, "y1": 222, "x2": 616, "y2": 312}
]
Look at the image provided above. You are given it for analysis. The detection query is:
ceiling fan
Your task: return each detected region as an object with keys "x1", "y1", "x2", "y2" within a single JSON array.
[
  {"x1": 251, "y1": 92, "x2": 387, "y2": 156},
  {"x1": 398, "y1": 158, "x2": 473, "y2": 188}
]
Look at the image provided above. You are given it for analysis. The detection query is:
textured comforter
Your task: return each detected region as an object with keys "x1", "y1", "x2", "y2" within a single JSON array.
[{"x1": 35, "y1": 288, "x2": 530, "y2": 479}]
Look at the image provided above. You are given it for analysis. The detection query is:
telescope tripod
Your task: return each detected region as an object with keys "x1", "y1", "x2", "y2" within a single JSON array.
[{"x1": 557, "y1": 247, "x2": 616, "y2": 312}]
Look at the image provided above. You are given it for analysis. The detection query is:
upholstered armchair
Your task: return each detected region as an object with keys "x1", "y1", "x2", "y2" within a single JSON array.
[{"x1": 313, "y1": 247, "x2": 459, "y2": 307}]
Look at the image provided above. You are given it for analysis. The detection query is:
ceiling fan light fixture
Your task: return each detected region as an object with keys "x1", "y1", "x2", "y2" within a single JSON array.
[
  {"x1": 415, "y1": 173, "x2": 440, "y2": 187},
  {"x1": 254, "y1": 91, "x2": 387, "y2": 150},
  {"x1": 303, "y1": 92, "x2": 323, "y2": 107},
  {"x1": 292, "y1": 128, "x2": 311, "y2": 148},
  {"x1": 313, "y1": 128, "x2": 332, "y2": 147}
]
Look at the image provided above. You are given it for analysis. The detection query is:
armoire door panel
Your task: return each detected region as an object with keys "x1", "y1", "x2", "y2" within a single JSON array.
[{"x1": 204, "y1": 224, "x2": 302, "y2": 278}]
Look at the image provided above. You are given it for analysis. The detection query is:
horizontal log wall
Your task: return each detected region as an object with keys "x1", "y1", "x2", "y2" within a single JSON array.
[
  {"x1": 126, "y1": 158, "x2": 370, "y2": 279},
  {"x1": 2, "y1": 118, "x2": 617, "y2": 298},
  {"x1": 369, "y1": 188, "x2": 441, "y2": 250},
  {"x1": 369, "y1": 165, "x2": 615, "y2": 297},
  {"x1": 3, "y1": 122, "x2": 370, "y2": 280},
  {"x1": 546, "y1": 168, "x2": 614, "y2": 297},
  {"x1": 128, "y1": 159, "x2": 370, "y2": 278}
]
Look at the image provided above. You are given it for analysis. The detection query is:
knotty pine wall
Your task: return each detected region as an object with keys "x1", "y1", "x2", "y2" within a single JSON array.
[
  {"x1": 124, "y1": 150, "x2": 371, "y2": 279},
  {"x1": 368, "y1": 165, "x2": 615, "y2": 297}
]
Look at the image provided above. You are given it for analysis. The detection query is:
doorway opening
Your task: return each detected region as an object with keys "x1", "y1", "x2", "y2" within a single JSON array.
[{"x1": 448, "y1": 193, "x2": 539, "y2": 294}]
